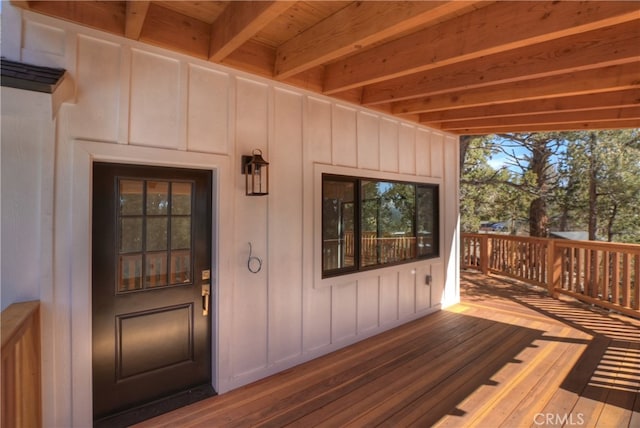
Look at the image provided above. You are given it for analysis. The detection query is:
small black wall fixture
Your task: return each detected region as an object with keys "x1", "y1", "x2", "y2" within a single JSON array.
[{"x1": 242, "y1": 149, "x2": 269, "y2": 196}]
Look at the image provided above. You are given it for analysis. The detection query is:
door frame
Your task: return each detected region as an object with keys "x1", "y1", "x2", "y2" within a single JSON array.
[{"x1": 66, "y1": 140, "x2": 229, "y2": 426}]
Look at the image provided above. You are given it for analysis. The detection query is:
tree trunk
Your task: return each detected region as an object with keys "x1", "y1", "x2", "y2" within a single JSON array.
[
  {"x1": 588, "y1": 133, "x2": 598, "y2": 241},
  {"x1": 529, "y1": 197, "x2": 548, "y2": 237},
  {"x1": 528, "y1": 137, "x2": 551, "y2": 237},
  {"x1": 459, "y1": 135, "x2": 472, "y2": 173},
  {"x1": 559, "y1": 208, "x2": 569, "y2": 231},
  {"x1": 606, "y1": 203, "x2": 617, "y2": 242},
  {"x1": 586, "y1": 133, "x2": 599, "y2": 296}
]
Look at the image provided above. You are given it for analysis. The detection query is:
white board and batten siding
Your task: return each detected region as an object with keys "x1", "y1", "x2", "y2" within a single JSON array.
[{"x1": 1, "y1": 7, "x2": 460, "y2": 427}]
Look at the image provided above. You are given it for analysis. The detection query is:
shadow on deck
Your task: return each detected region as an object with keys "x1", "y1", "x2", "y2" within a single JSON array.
[{"x1": 135, "y1": 271, "x2": 639, "y2": 427}]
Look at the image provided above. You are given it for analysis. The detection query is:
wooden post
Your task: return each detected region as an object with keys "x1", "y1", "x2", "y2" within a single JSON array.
[
  {"x1": 1, "y1": 301, "x2": 41, "y2": 428},
  {"x1": 480, "y1": 234, "x2": 490, "y2": 275},
  {"x1": 547, "y1": 239, "x2": 561, "y2": 298}
]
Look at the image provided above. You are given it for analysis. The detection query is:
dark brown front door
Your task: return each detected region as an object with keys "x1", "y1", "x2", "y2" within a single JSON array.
[{"x1": 92, "y1": 163, "x2": 213, "y2": 422}]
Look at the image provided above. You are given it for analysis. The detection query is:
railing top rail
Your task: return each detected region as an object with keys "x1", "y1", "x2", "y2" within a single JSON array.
[
  {"x1": 552, "y1": 238, "x2": 640, "y2": 253},
  {"x1": 1, "y1": 300, "x2": 40, "y2": 351},
  {"x1": 462, "y1": 233, "x2": 550, "y2": 244},
  {"x1": 462, "y1": 233, "x2": 640, "y2": 253}
]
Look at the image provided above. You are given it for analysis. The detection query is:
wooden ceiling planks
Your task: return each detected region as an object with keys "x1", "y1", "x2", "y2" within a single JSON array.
[{"x1": 11, "y1": 0, "x2": 640, "y2": 134}]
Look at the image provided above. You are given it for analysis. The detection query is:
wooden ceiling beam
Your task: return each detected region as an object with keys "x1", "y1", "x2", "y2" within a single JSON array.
[
  {"x1": 9, "y1": 1, "x2": 639, "y2": 133},
  {"x1": 9, "y1": 1, "x2": 31, "y2": 9},
  {"x1": 19, "y1": 0, "x2": 126, "y2": 35},
  {"x1": 209, "y1": 1, "x2": 293, "y2": 62},
  {"x1": 139, "y1": 3, "x2": 210, "y2": 59},
  {"x1": 362, "y1": 20, "x2": 640, "y2": 106},
  {"x1": 323, "y1": 1, "x2": 640, "y2": 94},
  {"x1": 437, "y1": 107, "x2": 640, "y2": 131},
  {"x1": 393, "y1": 62, "x2": 640, "y2": 115},
  {"x1": 418, "y1": 90, "x2": 640, "y2": 123},
  {"x1": 125, "y1": 1, "x2": 150, "y2": 40},
  {"x1": 221, "y1": 39, "x2": 276, "y2": 79},
  {"x1": 446, "y1": 119, "x2": 640, "y2": 135},
  {"x1": 273, "y1": 1, "x2": 483, "y2": 80}
]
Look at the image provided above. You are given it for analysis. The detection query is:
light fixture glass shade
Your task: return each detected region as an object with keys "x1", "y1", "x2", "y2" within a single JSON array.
[{"x1": 243, "y1": 149, "x2": 269, "y2": 196}]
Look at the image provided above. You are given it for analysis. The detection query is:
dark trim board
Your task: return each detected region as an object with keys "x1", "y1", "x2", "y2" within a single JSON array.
[{"x1": 94, "y1": 384, "x2": 216, "y2": 428}]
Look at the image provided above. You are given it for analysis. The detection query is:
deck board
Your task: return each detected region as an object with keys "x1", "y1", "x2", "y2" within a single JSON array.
[{"x1": 135, "y1": 271, "x2": 639, "y2": 428}]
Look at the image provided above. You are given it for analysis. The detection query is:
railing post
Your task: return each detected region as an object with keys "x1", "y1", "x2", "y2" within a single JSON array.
[
  {"x1": 480, "y1": 234, "x2": 489, "y2": 275},
  {"x1": 1, "y1": 301, "x2": 42, "y2": 428},
  {"x1": 547, "y1": 239, "x2": 561, "y2": 298}
]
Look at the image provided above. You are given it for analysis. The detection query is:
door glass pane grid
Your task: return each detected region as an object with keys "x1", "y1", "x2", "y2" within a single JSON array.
[
  {"x1": 118, "y1": 255, "x2": 143, "y2": 291},
  {"x1": 117, "y1": 179, "x2": 194, "y2": 293},
  {"x1": 171, "y1": 250, "x2": 191, "y2": 284}
]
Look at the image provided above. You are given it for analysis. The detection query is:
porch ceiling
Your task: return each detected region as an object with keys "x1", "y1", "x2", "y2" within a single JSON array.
[{"x1": 15, "y1": 1, "x2": 640, "y2": 135}]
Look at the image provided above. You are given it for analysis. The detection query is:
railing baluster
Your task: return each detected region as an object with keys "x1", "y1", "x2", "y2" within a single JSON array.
[
  {"x1": 542, "y1": 241, "x2": 548, "y2": 284},
  {"x1": 577, "y1": 248, "x2": 582, "y2": 293},
  {"x1": 594, "y1": 250, "x2": 601, "y2": 299},
  {"x1": 568, "y1": 247, "x2": 575, "y2": 292},
  {"x1": 584, "y1": 248, "x2": 591, "y2": 296},
  {"x1": 612, "y1": 252, "x2": 620, "y2": 306},
  {"x1": 634, "y1": 254, "x2": 639, "y2": 310},
  {"x1": 602, "y1": 251, "x2": 618, "y2": 303}
]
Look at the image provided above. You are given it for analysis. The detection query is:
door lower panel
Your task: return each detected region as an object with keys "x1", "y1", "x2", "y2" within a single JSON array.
[{"x1": 117, "y1": 303, "x2": 194, "y2": 380}]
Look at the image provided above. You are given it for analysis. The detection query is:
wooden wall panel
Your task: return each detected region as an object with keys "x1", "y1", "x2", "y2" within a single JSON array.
[
  {"x1": 442, "y1": 137, "x2": 460, "y2": 306},
  {"x1": 129, "y1": 50, "x2": 181, "y2": 148},
  {"x1": 187, "y1": 65, "x2": 230, "y2": 155},
  {"x1": 357, "y1": 111, "x2": 380, "y2": 170},
  {"x1": 302, "y1": 97, "x2": 332, "y2": 354},
  {"x1": 415, "y1": 265, "x2": 431, "y2": 312},
  {"x1": 398, "y1": 269, "x2": 416, "y2": 317},
  {"x1": 268, "y1": 88, "x2": 303, "y2": 364},
  {"x1": 306, "y1": 97, "x2": 332, "y2": 164},
  {"x1": 431, "y1": 133, "x2": 445, "y2": 179},
  {"x1": 379, "y1": 272, "x2": 399, "y2": 325},
  {"x1": 22, "y1": 20, "x2": 66, "y2": 67},
  {"x1": 332, "y1": 105, "x2": 357, "y2": 167},
  {"x1": 430, "y1": 262, "x2": 445, "y2": 306},
  {"x1": 416, "y1": 128, "x2": 432, "y2": 177},
  {"x1": 398, "y1": 123, "x2": 416, "y2": 175},
  {"x1": 1, "y1": 90, "x2": 54, "y2": 308},
  {"x1": 71, "y1": 36, "x2": 121, "y2": 142},
  {"x1": 380, "y1": 118, "x2": 399, "y2": 173},
  {"x1": 303, "y1": 286, "x2": 332, "y2": 352},
  {"x1": 357, "y1": 276, "x2": 380, "y2": 334},
  {"x1": 332, "y1": 282, "x2": 357, "y2": 343},
  {"x1": 232, "y1": 77, "x2": 269, "y2": 376}
]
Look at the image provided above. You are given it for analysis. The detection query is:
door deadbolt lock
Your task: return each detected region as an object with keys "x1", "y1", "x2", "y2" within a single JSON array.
[{"x1": 202, "y1": 283, "x2": 210, "y2": 316}]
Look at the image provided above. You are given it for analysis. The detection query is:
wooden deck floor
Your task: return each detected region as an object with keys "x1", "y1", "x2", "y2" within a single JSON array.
[{"x1": 135, "y1": 272, "x2": 640, "y2": 428}]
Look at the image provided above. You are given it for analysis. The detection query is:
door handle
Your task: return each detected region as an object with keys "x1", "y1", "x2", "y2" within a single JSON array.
[{"x1": 202, "y1": 283, "x2": 210, "y2": 316}]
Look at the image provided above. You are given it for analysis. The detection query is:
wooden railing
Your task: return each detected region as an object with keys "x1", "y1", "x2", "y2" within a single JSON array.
[
  {"x1": 324, "y1": 232, "x2": 418, "y2": 269},
  {"x1": 361, "y1": 233, "x2": 416, "y2": 265},
  {"x1": 462, "y1": 233, "x2": 640, "y2": 318},
  {"x1": 1, "y1": 301, "x2": 41, "y2": 428}
]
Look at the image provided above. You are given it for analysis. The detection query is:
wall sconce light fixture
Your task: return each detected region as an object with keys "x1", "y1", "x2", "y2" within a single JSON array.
[{"x1": 242, "y1": 149, "x2": 269, "y2": 196}]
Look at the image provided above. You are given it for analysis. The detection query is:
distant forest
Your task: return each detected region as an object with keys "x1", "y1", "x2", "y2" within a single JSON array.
[{"x1": 460, "y1": 130, "x2": 640, "y2": 244}]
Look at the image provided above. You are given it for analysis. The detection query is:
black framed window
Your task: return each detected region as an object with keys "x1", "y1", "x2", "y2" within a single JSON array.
[{"x1": 322, "y1": 174, "x2": 439, "y2": 277}]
